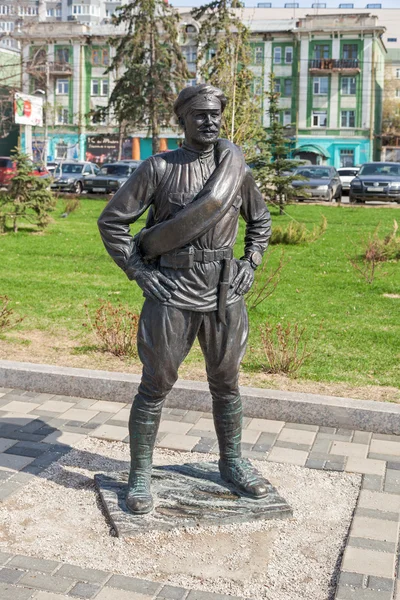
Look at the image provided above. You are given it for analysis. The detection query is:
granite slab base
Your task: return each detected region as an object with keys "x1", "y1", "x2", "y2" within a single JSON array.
[{"x1": 94, "y1": 462, "x2": 292, "y2": 537}]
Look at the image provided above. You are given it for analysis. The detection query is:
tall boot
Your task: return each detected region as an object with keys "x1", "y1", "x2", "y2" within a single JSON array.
[
  {"x1": 213, "y1": 395, "x2": 269, "y2": 499},
  {"x1": 126, "y1": 396, "x2": 162, "y2": 515}
]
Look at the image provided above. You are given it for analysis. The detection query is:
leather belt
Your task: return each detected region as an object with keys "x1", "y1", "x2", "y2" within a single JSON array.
[
  {"x1": 159, "y1": 247, "x2": 233, "y2": 269},
  {"x1": 159, "y1": 246, "x2": 233, "y2": 325}
]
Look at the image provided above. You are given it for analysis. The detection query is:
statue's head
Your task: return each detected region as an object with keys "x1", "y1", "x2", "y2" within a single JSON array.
[{"x1": 174, "y1": 84, "x2": 227, "y2": 148}]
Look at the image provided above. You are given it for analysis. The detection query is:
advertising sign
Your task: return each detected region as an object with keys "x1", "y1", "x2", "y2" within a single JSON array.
[
  {"x1": 14, "y1": 93, "x2": 43, "y2": 127},
  {"x1": 86, "y1": 135, "x2": 133, "y2": 164}
]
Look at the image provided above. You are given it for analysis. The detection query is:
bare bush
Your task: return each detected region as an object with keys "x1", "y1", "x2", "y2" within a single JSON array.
[
  {"x1": 271, "y1": 215, "x2": 327, "y2": 245},
  {"x1": 260, "y1": 321, "x2": 317, "y2": 376},
  {"x1": 0, "y1": 296, "x2": 23, "y2": 333},
  {"x1": 246, "y1": 249, "x2": 287, "y2": 310},
  {"x1": 84, "y1": 300, "x2": 139, "y2": 358}
]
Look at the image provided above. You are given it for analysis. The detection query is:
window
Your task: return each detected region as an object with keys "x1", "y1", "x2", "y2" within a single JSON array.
[
  {"x1": 313, "y1": 44, "x2": 329, "y2": 59},
  {"x1": 312, "y1": 110, "x2": 327, "y2": 127},
  {"x1": 56, "y1": 107, "x2": 69, "y2": 125},
  {"x1": 397, "y1": 69, "x2": 400, "y2": 79},
  {"x1": 338, "y1": 3, "x2": 354, "y2": 7},
  {"x1": 312, "y1": 2, "x2": 326, "y2": 6},
  {"x1": 56, "y1": 48, "x2": 69, "y2": 64},
  {"x1": 83, "y1": 165, "x2": 92, "y2": 174},
  {"x1": 91, "y1": 79, "x2": 109, "y2": 96},
  {"x1": 341, "y1": 77, "x2": 356, "y2": 95},
  {"x1": 0, "y1": 21, "x2": 13, "y2": 31},
  {"x1": 186, "y1": 78, "x2": 197, "y2": 87},
  {"x1": 366, "y1": 3, "x2": 382, "y2": 7},
  {"x1": 56, "y1": 143, "x2": 68, "y2": 159},
  {"x1": 313, "y1": 77, "x2": 328, "y2": 95},
  {"x1": 283, "y1": 110, "x2": 291, "y2": 126},
  {"x1": 91, "y1": 49, "x2": 109, "y2": 66},
  {"x1": 186, "y1": 25, "x2": 196, "y2": 33},
  {"x1": 343, "y1": 44, "x2": 358, "y2": 60},
  {"x1": 341, "y1": 110, "x2": 355, "y2": 128},
  {"x1": 274, "y1": 80, "x2": 281, "y2": 93},
  {"x1": 396, "y1": 89, "x2": 400, "y2": 98},
  {"x1": 183, "y1": 46, "x2": 197, "y2": 63},
  {"x1": 0, "y1": 6, "x2": 12, "y2": 15},
  {"x1": 340, "y1": 149, "x2": 354, "y2": 168},
  {"x1": 284, "y1": 79, "x2": 292, "y2": 96},
  {"x1": 253, "y1": 45, "x2": 264, "y2": 65},
  {"x1": 252, "y1": 77, "x2": 263, "y2": 96},
  {"x1": 388, "y1": 38, "x2": 398, "y2": 43},
  {"x1": 56, "y1": 79, "x2": 69, "y2": 95},
  {"x1": 284, "y1": 2, "x2": 299, "y2": 6},
  {"x1": 257, "y1": 2, "x2": 272, "y2": 6},
  {"x1": 285, "y1": 47, "x2": 293, "y2": 64},
  {"x1": 273, "y1": 46, "x2": 281, "y2": 64}
]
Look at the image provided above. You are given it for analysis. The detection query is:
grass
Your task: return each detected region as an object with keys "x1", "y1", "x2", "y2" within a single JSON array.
[{"x1": 0, "y1": 198, "x2": 399, "y2": 388}]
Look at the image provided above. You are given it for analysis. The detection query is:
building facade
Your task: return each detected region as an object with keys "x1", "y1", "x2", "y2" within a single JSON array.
[{"x1": 14, "y1": 11, "x2": 386, "y2": 165}]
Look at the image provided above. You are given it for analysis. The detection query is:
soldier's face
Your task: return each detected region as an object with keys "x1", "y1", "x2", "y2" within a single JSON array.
[{"x1": 182, "y1": 107, "x2": 222, "y2": 147}]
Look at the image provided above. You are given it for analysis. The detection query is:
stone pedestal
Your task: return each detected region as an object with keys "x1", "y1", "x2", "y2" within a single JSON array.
[{"x1": 94, "y1": 462, "x2": 292, "y2": 537}]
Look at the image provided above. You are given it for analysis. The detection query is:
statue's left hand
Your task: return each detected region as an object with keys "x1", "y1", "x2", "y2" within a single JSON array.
[{"x1": 231, "y1": 260, "x2": 255, "y2": 295}]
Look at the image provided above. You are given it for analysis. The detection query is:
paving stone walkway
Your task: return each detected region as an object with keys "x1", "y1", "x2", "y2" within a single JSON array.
[{"x1": 1, "y1": 386, "x2": 400, "y2": 599}]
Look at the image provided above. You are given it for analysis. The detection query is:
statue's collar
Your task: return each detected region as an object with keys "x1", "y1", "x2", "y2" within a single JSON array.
[{"x1": 182, "y1": 142, "x2": 215, "y2": 159}]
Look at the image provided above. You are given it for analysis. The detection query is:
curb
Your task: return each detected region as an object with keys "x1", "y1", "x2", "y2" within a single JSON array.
[{"x1": 1, "y1": 359, "x2": 400, "y2": 435}]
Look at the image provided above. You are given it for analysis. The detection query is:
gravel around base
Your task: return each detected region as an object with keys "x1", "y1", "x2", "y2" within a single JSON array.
[{"x1": 0, "y1": 438, "x2": 361, "y2": 600}]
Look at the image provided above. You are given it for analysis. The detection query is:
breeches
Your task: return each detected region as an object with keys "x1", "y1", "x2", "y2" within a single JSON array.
[{"x1": 136, "y1": 298, "x2": 248, "y2": 410}]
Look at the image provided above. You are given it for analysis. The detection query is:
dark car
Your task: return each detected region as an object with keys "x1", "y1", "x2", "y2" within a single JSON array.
[
  {"x1": 51, "y1": 161, "x2": 100, "y2": 194},
  {"x1": 291, "y1": 165, "x2": 342, "y2": 202},
  {"x1": 83, "y1": 162, "x2": 139, "y2": 194},
  {"x1": 349, "y1": 162, "x2": 400, "y2": 204}
]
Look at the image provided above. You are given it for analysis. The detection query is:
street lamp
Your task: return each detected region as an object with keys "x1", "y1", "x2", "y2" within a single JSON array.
[{"x1": 34, "y1": 88, "x2": 47, "y2": 167}]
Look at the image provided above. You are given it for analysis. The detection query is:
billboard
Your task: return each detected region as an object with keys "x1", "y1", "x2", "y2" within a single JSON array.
[
  {"x1": 14, "y1": 93, "x2": 43, "y2": 127},
  {"x1": 86, "y1": 135, "x2": 133, "y2": 164}
]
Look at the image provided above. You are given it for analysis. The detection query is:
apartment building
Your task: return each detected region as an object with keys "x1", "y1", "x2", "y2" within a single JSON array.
[
  {"x1": 14, "y1": 11, "x2": 385, "y2": 165},
  {"x1": 246, "y1": 13, "x2": 385, "y2": 166}
]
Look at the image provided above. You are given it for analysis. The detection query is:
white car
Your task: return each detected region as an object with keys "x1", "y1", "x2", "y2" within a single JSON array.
[{"x1": 337, "y1": 167, "x2": 359, "y2": 194}]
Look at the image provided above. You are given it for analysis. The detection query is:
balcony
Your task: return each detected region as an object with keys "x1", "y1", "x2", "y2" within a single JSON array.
[
  {"x1": 26, "y1": 61, "x2": 73, "y2": 76},
  {"x1": 309, "y1": 59, "x2": 360, "y2": 74}
]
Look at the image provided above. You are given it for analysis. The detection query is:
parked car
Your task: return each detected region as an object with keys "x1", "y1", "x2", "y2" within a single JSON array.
[
  {"x1": 46, "y1": 161, "x2": 59, "y2": 176},
  {"x1": 0, "y1": 157, "x2": 15, "y2": 187},
  {"x1": 51, "y1": 161, "x2": 100, "y2": 194},
  {"x1": 83, "y1": 162, "x2": 139, "y2": 194},
  {"x1": 337, "y1": 167, "x2": 359, "y2": 194},
  {"x1": 349, "y1": 162, "x2": 400, "y2": 204},
  {"x1": 291, "y1": 165, "x2": 342, "y2": 202},
  {"x1": 0, "y1": 157, "x2": 50, "y2": 188}
]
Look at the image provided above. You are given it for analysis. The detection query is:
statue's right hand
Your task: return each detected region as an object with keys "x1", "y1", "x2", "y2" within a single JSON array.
[{"x1": 134, "y1": 269, "x2": 178, "y2": 303}]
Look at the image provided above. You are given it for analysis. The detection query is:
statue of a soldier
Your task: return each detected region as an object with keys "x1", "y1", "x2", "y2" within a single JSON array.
[{"x1": 98, "y1": 84, "x2": 272, "y2": 515}]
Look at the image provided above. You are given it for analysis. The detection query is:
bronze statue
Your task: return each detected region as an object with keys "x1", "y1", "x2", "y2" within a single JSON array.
[{"x1": 98, "y1": 84, "x2": 272, "y2": 514}]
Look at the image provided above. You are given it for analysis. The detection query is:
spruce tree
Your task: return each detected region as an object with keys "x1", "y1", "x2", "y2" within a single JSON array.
[
  {"x1": 250, "y1": 73, "x2": 306, "y2": 215},
  {"x1": 92, "y1": 0, "x2": 189, "y2": 155},
  {"x1": 0, "y1": 148, "x2": 56, "y2": 233},
  {"x1": 192, "y1": 0, "x2": 264, "y2": 155}
]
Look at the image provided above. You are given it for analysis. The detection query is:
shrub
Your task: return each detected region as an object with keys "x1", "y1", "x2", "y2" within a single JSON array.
[
  {"x1": 62, "y1": 197, "x2": 81, "y2": 216},
  {"x1": 0, "y1": 148, "x2": 56, "y2": 233},
  {"x1": 84, "y1": 300, "x2": 139, "y2": 358},
  {"x1": 347, "y1": 221, "x2": 398, "y2": 284},
  {"x1": 270, "y1": 215, "x2": 327, "y2": 245},
  {"x1": 363, "y1": 220, "x2": 400, "y2": 262},
  {"x1": 0, "y1": 296, "x2": 23, "y2": 333},
  {"x1": 246, "y1": 249, "x2": 287, "y2": 310},
  {"x1": 259, "y1": 321, "x2": 316, "y2": 376}
]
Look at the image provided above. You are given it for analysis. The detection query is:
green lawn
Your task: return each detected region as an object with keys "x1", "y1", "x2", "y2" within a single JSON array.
[{"x1": 1, "y1": 198, "x2": 399, "y2": 388}]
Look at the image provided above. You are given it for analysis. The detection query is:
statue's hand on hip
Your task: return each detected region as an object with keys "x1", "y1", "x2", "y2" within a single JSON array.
[
  {"x1": 134, "y1": 268, "x2": 178, "y2": 303},
  {"x1": 231, "y1": 260, "x2": 255, "y2": 295}
]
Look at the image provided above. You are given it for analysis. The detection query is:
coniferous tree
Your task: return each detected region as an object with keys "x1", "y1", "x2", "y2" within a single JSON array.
[
  {"x1": 250, "y1": 73, "x2": 306, "y2": 214},
  {"x1": 192, "y1": 0, "x2": 264, "y2": 155},
  {"x1": 0, "y1": 148, "x2": 56, "y2": 233},
  {"x1": 91, "y1": 0, "x2": 189, "y2": 155}
]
